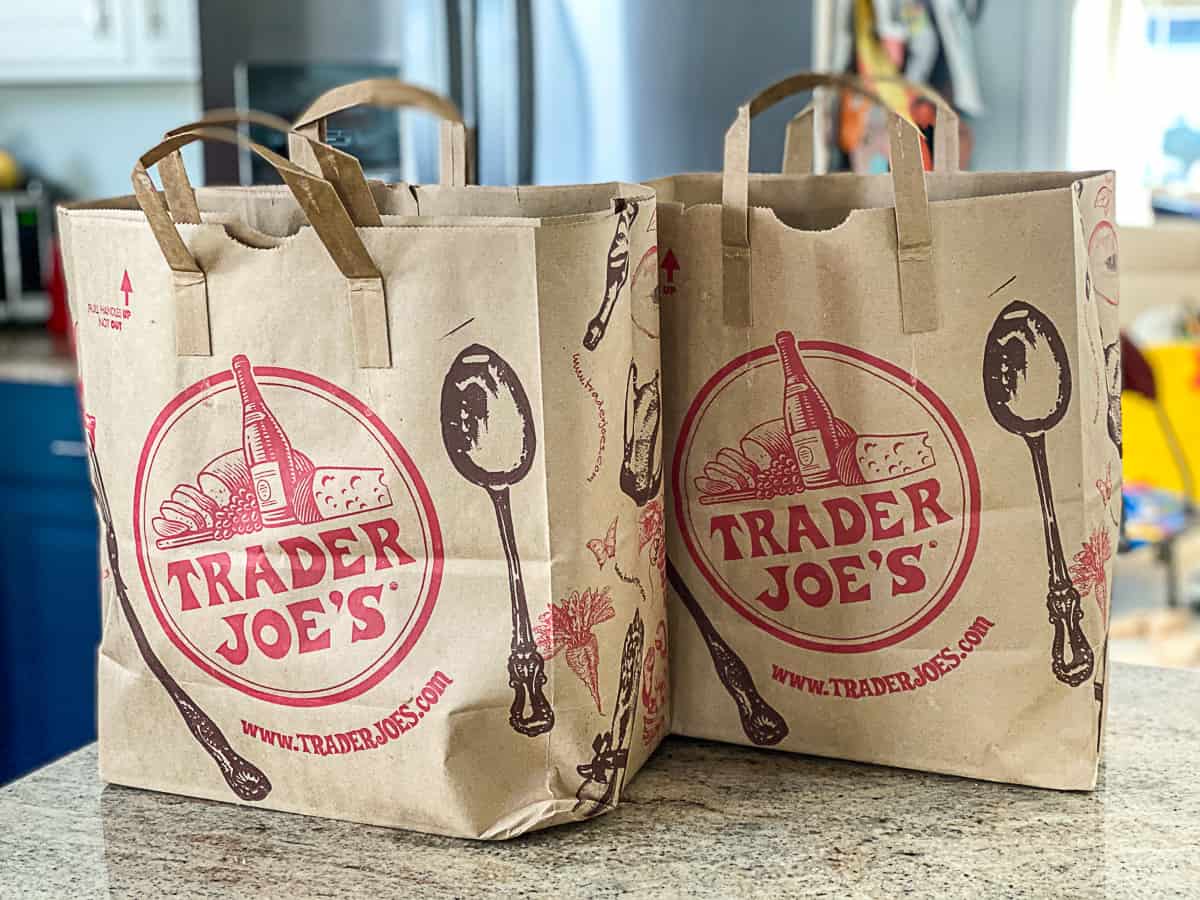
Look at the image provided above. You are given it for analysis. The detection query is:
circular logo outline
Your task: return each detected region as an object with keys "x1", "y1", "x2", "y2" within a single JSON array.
[
  {"x1": 1087, "y1": 220, "x2": 1119, "y2": 307},
  {"x1": 631, "y1": 244, "x2": 661, "y2": 340},
  {"x1": 133, "y1": 365, "x2": 444, "y2": 707},
  {"x1": 672, "y1": 340, "x2": 981, "y2": 654},
  {"x1": 141, "y1": 381, "x2": 434, "y2": 699}
]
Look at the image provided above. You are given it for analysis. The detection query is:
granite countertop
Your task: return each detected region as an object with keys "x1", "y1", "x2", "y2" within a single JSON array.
[
  {"x1": 1, "y1": 662, "x2": 1197, "y2": 898},
  {"x1": 0, "y1": 330, "x2": 78, "y2": 385}
]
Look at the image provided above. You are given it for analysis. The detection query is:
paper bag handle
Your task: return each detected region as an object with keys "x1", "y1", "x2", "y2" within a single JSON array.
[
  {"x1": 781, "y1": 75, "x2": 960, "y2": 174},
  {"x1": 132, "y1": 127, "x2": 392, "y2": 368},
  {"x1": 158, "y1": 109, "x2": 296, "y2": 224},
  {"x1": 722, "y1": 71, "x2": 936, "y2": 334},
  {"x1": 290, "y1": 78, "x2": 470, "y2": 188},
  {"x1": 176, "y1": 107, "x2": 295, "y2": 136},
  {"x1": 158, "y1": 110, "x2": 385, "y2": 228}
]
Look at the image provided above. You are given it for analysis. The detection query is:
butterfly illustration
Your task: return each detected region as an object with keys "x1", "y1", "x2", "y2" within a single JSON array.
[
  {"x1": 1095, "y1": 462, "x2": 1120, "y2": 527},
  {"x1": 587, "y1": 516, "x2": 618, "y2": 569},
  {"x1": 1095, "y1": 463, "x2": 1114, "y2": 505}
]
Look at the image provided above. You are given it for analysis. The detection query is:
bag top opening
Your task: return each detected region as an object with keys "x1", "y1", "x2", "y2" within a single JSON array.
[
  {"x1": 60, "y1": 181, "x2": 654, "y2": 241},
  {"x1": 652, "y1": 170, "x2": 1110, "y2": 234}
]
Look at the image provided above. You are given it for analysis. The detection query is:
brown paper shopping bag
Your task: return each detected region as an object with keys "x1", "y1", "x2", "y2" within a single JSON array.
[
  {"x1": 655, "y1": 73, "x2": 1119, "y2": 789},
  {"x1": 58, "y1": 125, "x2": 665, "y2": 837}
]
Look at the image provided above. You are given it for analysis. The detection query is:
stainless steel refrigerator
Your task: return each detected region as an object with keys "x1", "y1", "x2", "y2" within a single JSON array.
[{"x1": 198, "y1": 0, "x2": 814, "y2": 187}]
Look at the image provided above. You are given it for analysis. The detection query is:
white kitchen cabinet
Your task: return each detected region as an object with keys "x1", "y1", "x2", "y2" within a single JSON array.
[
  {"x1": 0, "y1": 1, "x2": 130, "y2": 70},
  {"x1": 0, "y1": 0, "x2": 198, "y2": 84},
  {"x1": 133, "y1": 0, "x2": 199, "y2": 72}
]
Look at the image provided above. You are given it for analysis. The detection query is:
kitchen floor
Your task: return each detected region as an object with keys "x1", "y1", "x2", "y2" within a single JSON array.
[{"x1": 1110, "y1": 531, "x2": 1200, "y2": 669}]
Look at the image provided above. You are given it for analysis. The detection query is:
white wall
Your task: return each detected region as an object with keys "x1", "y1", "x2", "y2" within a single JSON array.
[
  {"x1": 0, "y1": 82, "x2": 202, "y2": 200},
  {"x1": 969, "y1": 0, "x2": 1073, "y2": 172}
]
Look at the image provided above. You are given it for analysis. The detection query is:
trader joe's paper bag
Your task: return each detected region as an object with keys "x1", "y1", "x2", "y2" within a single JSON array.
[
  {"x1": 58, "y1": 126, "x2": 665, "y2": 838},
  {"x1": 654, "y1": 73, "x2": 1117, "y2": 789}
]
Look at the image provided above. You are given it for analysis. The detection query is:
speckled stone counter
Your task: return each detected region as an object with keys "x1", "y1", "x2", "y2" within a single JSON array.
[
  {"x1": 0, "y1": 330, "x2": 77, "y2": 385},
  {"x1": 1, "y1": 662, "x2": 1197, "y2": 898}
]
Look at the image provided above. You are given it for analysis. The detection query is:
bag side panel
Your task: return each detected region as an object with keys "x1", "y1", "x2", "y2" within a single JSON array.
[
  {"x1": 532, "y1": 192, "x2": 668, "y2": 823},
  {"x1": 1072, "y1": 171, "x2": 1121, "y2": 769}
]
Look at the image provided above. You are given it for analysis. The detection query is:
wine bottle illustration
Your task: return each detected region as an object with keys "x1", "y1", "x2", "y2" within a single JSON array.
[
  {"x1": 232, "y1": 355, "x2": 300, "y2": 527},
  {"x1": 775, "y1": 331, "x2": 839, "y2": 488}
]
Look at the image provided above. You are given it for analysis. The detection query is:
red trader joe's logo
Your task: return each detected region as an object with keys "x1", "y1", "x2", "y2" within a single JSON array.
[
  {"x1": 673, "y1": 334, "x2": 980, "y2": 653},
  {"x1": 134, "y1": 356, "x2": 442, "y2": 706}
]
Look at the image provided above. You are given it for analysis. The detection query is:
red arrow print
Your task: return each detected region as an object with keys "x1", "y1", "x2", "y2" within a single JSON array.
[
  {"x1": 661, "y1": 249, "x2": 679, "y2": 284},
  {"x1": 120, "y1": 270, "x2": 133, "y2": 307}
]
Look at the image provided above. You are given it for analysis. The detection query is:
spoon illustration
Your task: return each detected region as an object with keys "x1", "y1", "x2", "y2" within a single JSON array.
[
  {"x1": 983, "y1": 300, "x2": 1094, "y2": 687},
  {"x1": 441, "y1": 344, "x2": 554, "y2": 737}
]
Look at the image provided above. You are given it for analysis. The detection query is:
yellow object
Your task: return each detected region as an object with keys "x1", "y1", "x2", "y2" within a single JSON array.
[
  {"x1": 1122, "y1": 343, "x2": 1200, "y2": 501},
  {"x1": 0, "y1": 149, "x2": 22, "y2": 190},
  {"x1": 853, "y1": 0, "x2": 914, "y2": 122}
]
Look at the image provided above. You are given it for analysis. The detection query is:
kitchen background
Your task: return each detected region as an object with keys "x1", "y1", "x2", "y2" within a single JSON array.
[{"x1": 1, "y1": 0, "x2": 1197, "y2": 786}]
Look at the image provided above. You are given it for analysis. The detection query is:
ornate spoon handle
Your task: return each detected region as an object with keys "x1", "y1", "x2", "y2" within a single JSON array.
[
  {"x1": 89, "y1": 434, "x2": 270, "y2": 801},
  {"x1": 668, "y1": 560, "x2": 789, "y2": 746},
  {"x1": 490, "y1": 487, "x2": 554, "y2": 736}
]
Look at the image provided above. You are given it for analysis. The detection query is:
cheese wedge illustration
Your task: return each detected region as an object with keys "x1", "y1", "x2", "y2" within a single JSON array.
[
  {"x1": 293, "y1": 467, "x2": 392, "y2": 524},
  {"x1": 834, "y1": 432, "x2": 935, "y2": 485}
]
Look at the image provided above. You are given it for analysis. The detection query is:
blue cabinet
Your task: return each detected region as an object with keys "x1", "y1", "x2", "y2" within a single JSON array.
[{"x1": 0, "y1": 381, "x2": 100, "y2": 785}]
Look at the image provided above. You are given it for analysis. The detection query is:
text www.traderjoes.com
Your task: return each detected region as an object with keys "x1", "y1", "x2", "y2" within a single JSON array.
[
  {"x1": 241, "y1": 670, "x2": 453, "y2": 756},
  {"x1": 771, "y1": 617, "x2": 996, "y2": 700}
]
